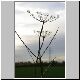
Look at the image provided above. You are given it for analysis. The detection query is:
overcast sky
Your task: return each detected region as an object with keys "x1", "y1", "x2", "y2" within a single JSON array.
[{"x1": 15, "y1": 2, "x2": 65, "y2": 62}]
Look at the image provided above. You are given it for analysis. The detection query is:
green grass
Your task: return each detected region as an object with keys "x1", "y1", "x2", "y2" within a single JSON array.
[{"x1": 15, "y1": 66, "x2": 65, "y2": 78}]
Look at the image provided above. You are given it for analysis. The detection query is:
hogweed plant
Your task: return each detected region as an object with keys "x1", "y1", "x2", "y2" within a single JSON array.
[{"x1": 15, "y1": 10, "x2": 59, "y2": 77}]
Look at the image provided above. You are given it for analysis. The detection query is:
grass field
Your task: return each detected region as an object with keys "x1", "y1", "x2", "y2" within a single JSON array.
[{"x1": 15, "y1": 66, "x2": 65, "y2": 78}]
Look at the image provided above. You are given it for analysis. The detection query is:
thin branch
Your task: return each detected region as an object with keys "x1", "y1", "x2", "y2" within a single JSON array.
[
  {"x1": 43, "y1": 57, "x2": 56, "y2": 75},
  {"x1": 15, "y1": 31, "x2": 37, "y2": 58},
  {"x1": 41, "y1": 27, "x2": 59, "y2": 58},
  {"x1": 28, "y1": 51, "x2": 35, "y2": 63},
  {"x1": 37, "y1": 22, "x2": 44, "y2": 57},
  {"x1": 40, "y1": 40, "x2": 44, "y2": 50},
  {"x1": 40, "y1": 31, "x2": 52, "y2": 51},
  {"x1": 37, "y1": 40, "x2": 44, "y2": 56},
  {"x1": 40, "y1": 22, "x2": 44, "y2": 36},
  {"x1": 27, "y1": 10, "x2": 43, "y2": 22}
]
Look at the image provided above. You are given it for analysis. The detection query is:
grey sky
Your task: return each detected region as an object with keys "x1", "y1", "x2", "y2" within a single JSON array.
[{"x1": 15, "y1": 2, "x2": 65, "y2": 62}]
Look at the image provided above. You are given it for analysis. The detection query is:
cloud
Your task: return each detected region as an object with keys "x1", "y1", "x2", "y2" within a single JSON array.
[
  {"x1": 15, "y1": 2, "x2": 65, "y2": 62},
  {"x1": 15, "y1": 2, "x2": 65, "y2": 11},
  {"x1": 15, "y1": 33, "x2": 65, "y2": 62},
  {"x1": 15, "y1": 10, "x2": 24, "y2": 14}
]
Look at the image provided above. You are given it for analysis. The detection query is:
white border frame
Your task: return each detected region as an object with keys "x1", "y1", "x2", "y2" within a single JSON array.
[{"x1": 14, "y1": 1, "x2": 66, "y2": 79}]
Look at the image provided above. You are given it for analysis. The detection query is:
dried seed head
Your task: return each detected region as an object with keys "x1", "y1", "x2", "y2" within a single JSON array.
[{"x1": 27, "y1": 10, "x2": 30, "y2": 13}]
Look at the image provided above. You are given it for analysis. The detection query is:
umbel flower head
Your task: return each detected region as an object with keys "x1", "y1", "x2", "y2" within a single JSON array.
[{"x1": 27, "y1": 10, "x2": 59, "y2": 23}]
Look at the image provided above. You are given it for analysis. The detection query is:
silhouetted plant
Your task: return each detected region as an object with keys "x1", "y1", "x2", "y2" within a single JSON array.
[{"x1": 15, "y1": 10, "x2": 60, "y2": 77}]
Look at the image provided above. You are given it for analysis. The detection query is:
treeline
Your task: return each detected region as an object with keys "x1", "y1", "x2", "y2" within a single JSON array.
[{"x1": 15, "y1": 61, "x2": 65, "y2": 67}]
